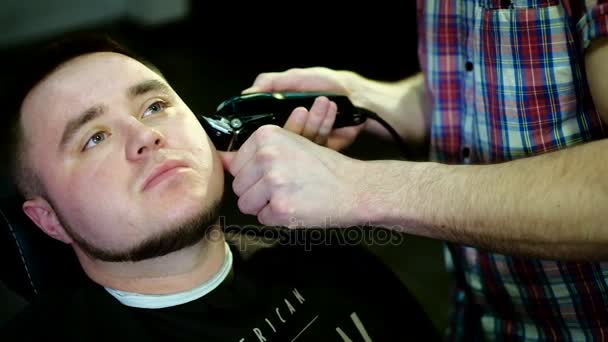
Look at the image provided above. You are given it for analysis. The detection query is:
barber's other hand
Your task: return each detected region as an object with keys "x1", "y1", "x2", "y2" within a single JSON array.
[
  {"x1": 243, "y1": 67, "x2": 365, "y2": 151},
  {"x1": 282, "y1": 96, "x2": 339, "y2": 147},
  {"x1": 219, "y1": 125, "x2": 365, "y2": 228}
]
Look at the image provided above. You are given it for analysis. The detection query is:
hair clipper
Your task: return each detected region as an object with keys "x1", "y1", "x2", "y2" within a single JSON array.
[{"x1": 198, "y1": 92, "x2": 373, "y2": 151}]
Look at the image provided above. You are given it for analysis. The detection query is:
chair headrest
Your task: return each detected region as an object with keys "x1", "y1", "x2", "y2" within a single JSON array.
[{"x1": 0, "y1": 192, "x2": 86, "y2": 302}]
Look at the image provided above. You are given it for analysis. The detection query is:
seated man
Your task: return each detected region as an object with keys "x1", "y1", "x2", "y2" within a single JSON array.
[{"x1": 0, "y1": 33, "x2": 438, "y2": 341}]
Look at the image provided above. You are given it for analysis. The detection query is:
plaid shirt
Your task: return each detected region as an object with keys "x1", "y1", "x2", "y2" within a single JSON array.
[{"x1": 416, "y1": 0, "x2": 608, "y2": 340}]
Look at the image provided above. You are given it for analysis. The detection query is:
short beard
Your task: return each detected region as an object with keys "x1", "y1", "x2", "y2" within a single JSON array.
[{"x1": 56, "y1": 196, "x2": 223, "y2": 263}]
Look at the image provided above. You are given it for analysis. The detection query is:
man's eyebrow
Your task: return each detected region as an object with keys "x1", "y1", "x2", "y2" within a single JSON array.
[
  {"x1": 57, "y1": 80, "x2": 172, "y2": 152},
  {"x1": 128, "y1": 79, "x2": 172, "y2": 98},
  {"x1": 59, "y1": 105, "x2": 106, "y2": 151}
]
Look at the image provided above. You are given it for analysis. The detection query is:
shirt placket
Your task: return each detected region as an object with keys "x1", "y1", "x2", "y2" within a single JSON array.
[{"x1": 461, "y1": 1, "x2": 477, "y2": 164}]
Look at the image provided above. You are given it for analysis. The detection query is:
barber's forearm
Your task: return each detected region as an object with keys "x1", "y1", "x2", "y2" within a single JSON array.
[
  {"x1": 355, "y1": 139, "x2": 608, "y2": 260},
  {"x1": 347, "y1": 72, "x2": 429, "y2": 145}
]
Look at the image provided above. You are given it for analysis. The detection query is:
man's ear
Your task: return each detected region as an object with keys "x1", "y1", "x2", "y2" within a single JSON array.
[{"x1": 22, "y1": 197, "x2": 73, "y2": 244}]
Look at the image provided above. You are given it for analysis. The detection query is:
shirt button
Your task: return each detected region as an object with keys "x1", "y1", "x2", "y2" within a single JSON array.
[
  {"x1": 462, "y1": 147, "x2": 471, "y2": 161},
  {"x1": 465, "y1": 61, "x2": 474, "y2": 71}
]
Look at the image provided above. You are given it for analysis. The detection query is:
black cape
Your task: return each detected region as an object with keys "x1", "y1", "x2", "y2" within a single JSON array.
[{"x1": 2, "y1": 233, "x2": 440, "y2": 342}]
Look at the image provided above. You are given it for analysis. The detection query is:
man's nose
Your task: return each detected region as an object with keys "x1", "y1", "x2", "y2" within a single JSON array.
[{"x1": 126, "y1": 120, "x2": 166, "y2": 161}]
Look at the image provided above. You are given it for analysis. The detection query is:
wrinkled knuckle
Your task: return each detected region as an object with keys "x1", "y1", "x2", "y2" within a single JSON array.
[
  {"x1": 253, "y1": 127, "x2": 271, "y2": 144},
  {"x1": 255, "y1": 146, "x2": 279, "y2": 163},
  {"x1": 269, "y1": 197, "x2": 294, "y2": 217},
  {"x1": 255, "y1": 125, "x2": 281, "y2": 142},
  {"x1": 263, "y1": 170, "x2": 284, "y2": 187}
]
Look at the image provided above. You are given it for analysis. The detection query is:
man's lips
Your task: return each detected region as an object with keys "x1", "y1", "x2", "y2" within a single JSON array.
[{"x1": 142, "y1": 161, "x2": 189, "y2": 191}]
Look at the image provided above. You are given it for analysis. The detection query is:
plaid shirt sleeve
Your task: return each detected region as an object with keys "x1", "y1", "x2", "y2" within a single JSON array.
[
  {"x1": 417, "y1": 1, "x2": 608, "y2": 340},
  {"x1": 574, "y1": 1, "x2": 608, "y2": 49}
]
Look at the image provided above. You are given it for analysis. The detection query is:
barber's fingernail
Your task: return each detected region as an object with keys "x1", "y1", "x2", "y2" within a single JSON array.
[
  {"x1": 241, "y1": 87, "x2": 259, "y2": 94},
  {"x1": 293, "y1": 107, "x2": 307, "y2": 123}
]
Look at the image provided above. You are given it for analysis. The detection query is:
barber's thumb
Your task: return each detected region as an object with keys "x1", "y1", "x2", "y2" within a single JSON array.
[{"x1": 218, "y1": 151, "x2": 236, "y2": 173}]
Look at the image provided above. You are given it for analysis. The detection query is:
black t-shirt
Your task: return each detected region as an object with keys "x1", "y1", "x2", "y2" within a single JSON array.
[{"x1": 2, "y1": 234, "x2": 440, "y2": 342}]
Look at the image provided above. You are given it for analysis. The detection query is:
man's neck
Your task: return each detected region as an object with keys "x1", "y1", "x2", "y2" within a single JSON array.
[{"x1": 74, "y1": 229, "x2": 227, "y2": 295}]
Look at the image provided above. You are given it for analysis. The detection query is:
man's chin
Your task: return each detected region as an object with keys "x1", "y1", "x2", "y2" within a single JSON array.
[{"x1": 71, "y1": 197, "x2": 224, "y2": 263}]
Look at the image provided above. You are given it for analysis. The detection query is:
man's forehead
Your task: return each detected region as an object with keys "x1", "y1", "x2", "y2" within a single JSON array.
[
  {"x1": 23, "y1": 53, "x2": 156, "y2": 118},
  {"x1": 20, "y1": 52, "x2": 160, "y2": 146},
  {"x1": 41, "y1": 52, "x2": 153, "y2": 93}
]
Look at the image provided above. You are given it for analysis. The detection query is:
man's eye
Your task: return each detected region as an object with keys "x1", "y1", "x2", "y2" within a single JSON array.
[
  {"x1": 142, "y1": 101, "x2": 167, "y2": 118},
  {"x1": 82, "y1": 132, "x2": 110, "y2": 151}
]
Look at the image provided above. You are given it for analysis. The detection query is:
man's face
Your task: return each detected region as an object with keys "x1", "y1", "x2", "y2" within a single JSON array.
[{"x1": 20, "y1": 52, "x2": 225, "y2": 261}]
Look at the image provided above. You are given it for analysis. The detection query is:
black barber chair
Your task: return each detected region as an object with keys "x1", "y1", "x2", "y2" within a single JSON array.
[
  {"x1": 0, "y1": 280, "x2": 26, "y2": 327},
  {"x1": 0, "y1": 186, "x2": 86, "y2": 304}
]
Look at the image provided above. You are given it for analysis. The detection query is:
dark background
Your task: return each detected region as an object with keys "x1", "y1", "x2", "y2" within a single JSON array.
[{"x1": 0, "y1": 0, "x2": 451, "y2": 335}]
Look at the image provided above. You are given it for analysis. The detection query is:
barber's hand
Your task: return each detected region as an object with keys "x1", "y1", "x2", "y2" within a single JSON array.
[
  {"x1": 283, "y1": 96, "x2": 339, "y2": 147},
  {"x1": 243, "y1": 67, "x2": 365, "y2": 151},
  {"x1": 219, "y1": 125, "x2": 365, "y2": 228}
]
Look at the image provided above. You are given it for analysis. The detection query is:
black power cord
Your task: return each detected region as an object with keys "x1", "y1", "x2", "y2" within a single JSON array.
[{"x1": 355, "y1": 107, "x2": 410, "y2": 158}]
